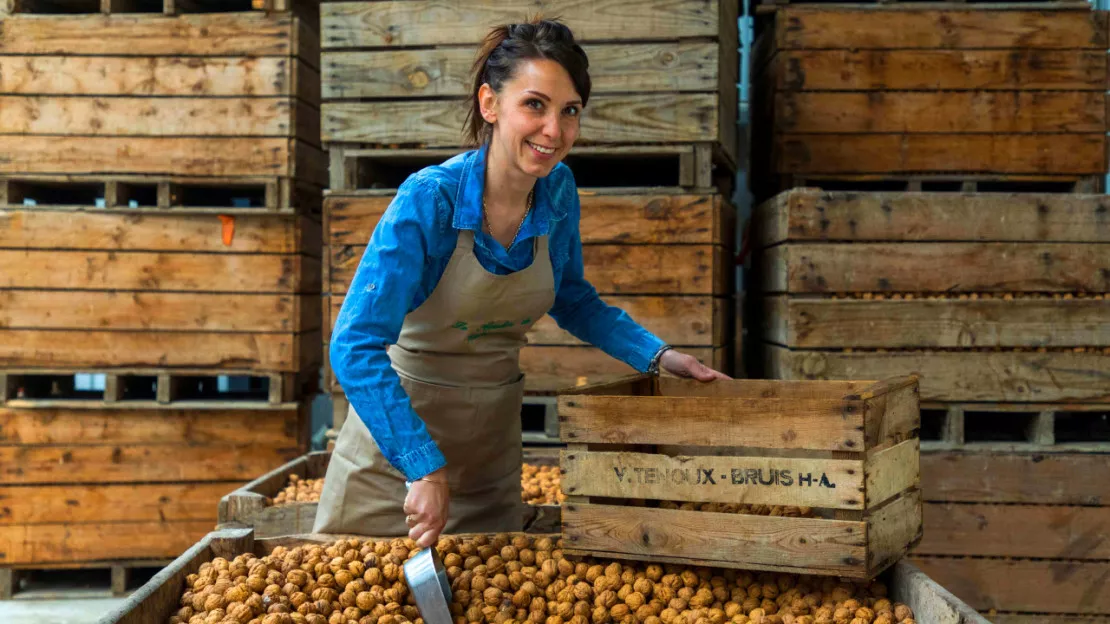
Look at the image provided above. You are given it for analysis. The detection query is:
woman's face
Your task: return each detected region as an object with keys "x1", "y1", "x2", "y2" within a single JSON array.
[{"x1": 480, "y1": 58, "x2": 583, "y2": 179}]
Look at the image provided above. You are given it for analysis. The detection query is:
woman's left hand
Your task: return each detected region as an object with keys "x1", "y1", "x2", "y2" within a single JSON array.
[{"x1": 660, "y1": 349, "x2": 732, "y2": 382}]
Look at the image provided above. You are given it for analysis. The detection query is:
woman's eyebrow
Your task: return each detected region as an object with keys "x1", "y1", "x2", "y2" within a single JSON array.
[{"x1": 523, "y1": 89, "x2": 582, "y2": 106}]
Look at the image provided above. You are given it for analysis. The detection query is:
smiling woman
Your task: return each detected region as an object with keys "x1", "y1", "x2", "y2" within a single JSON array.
[{"x1": 314, "y1": 17, "x2": 731, "y2": 548}]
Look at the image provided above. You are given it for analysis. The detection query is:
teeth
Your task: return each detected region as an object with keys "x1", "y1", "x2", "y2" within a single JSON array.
[{"x1": 528, "y1": 142, "x2": 555, "y2": 154}]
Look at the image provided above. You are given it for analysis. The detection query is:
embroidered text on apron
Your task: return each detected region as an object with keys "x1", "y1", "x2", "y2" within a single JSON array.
[{"x1": 314, "y1": 229, "x2": 555, "y2": 535}]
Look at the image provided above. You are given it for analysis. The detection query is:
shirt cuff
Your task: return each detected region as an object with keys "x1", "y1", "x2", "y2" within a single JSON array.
[{"x1": 394, "y1": 440, "x2": 448, "y2": 482}]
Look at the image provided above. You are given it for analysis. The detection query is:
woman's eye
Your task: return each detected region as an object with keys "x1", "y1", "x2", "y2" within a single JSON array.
[
  {"x1": 564, "y1": 106, "x2": 580, "y2": 117},
  {"x1": 526, "y1": 99, "x2": 544, "y2": 110}
]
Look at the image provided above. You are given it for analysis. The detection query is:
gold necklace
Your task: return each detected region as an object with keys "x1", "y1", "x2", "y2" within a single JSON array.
[{"x1": 483, "y1": 188, "x2": 534, "y2": 247}]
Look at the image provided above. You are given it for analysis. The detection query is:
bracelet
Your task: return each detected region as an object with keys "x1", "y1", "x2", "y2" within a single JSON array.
[
  {"x1": 404, "y1": 476, "x2": 447, "y2": 489},
  {"x1": 647, "y1": 345, "x2": 673, "y2": 375}
]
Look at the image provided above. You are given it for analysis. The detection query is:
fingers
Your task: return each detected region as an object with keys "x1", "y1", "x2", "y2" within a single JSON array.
[{"x1": 408, "y1": 520, "x2": 445, "y2": 547}]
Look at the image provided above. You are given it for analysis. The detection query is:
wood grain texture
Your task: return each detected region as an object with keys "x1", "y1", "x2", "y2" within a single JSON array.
[
  {"x1": 990, "y1": 615, "x2": 1110, "y2": 624},
  {"x1": 889, "y1": 560, "x2": 992, "y2": 624},
  {"x1": 915, "y1": 503, "x2": 1110, "y2": 559},
  {"x1": 764, "y1": 50, "x2": 1107, "y2": 91},
  {"x1": 0, "y1": 482, "x2": 230, "y2": 524},
  {"x1": 760, "y1": 242, "x2": 1110, "y2": 293},
  {"x1": 559, "y1": 394, "x2": 866, "y2": 450},
  {"x1": 0, "y1": 520, "x2": 214, "y2": 565},
  {"x1": 774, "y1": 92, "x2": 1106, "y2": 133},
  {"x1": 321, "y1": 0, "x2": 725, "y2": 48},
  {"x1": 323, "y1": 94, "x2": 720, "y2": 146},
  {"x1": 519, "y1": 346, "x2": 725, "y2": 393},
  {"x1": 657, "y1": 375, "x2": 873, "y2": 399},
  {"x1": 0, "y1": 250, "x2": 319, "y2": 293},
  {"x1": 563, "y1": 503, "x2": 867, "y2": 575},
  {"x1": 765, "y1": 297, "x2": 1110, "y2": 348},
  {"x1": 771, "y1": 9, "x2": 1109, "y2": 50},
  {"x1": 921, "y1": 452, "x2": 1110, "y2": 505},
  {"x1": 561, "y1": 449, "x2": 866, "y2": 509},
  {"x1": 865, "y1": 489, "x2": 922, "y2": 574},
  {"x1": 0, "y1": 292, "x2": 318, "y2": 333},
  {"x1": 863, "y1": 439, "x2": 919, "y2": 508},
  {"x1": 909, "y1": 556, "x2": 1110, "y2": 614},
  {"x1": 767, "y1": 346, "x2": 1110, "y2": 402},
  {"x1": 324, "y1": 42, "x2": 719, "y2": 99},
  {"x1": 752, "y1": 190, "x2": 1110, "y2": 246},
  {"x1": 774, "y1": 134, "x2": 1107, "y2": 175}
]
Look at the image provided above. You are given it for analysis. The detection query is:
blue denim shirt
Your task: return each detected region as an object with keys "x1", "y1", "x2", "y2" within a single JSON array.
[{"x1": 330, "y1": 145, "x2": 666, "y2": 481}]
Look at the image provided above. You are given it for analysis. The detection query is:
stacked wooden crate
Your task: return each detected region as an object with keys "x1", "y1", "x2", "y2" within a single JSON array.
[
  {"x1": 752, "y1": 190, "x2": 1110, "y2": 619},
  {"x1": 750, "y1": 6, "x2": 1107, "y2": 200},
  {"x1": 321, "y1": 0, "x2": 742, "y2": 439},
  {"x1": 0, "y1": 1, "x2": 323, "y2": 596}
]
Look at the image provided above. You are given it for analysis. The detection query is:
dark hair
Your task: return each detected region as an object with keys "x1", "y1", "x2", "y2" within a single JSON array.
[{"x1": 465, "y1": 17, "x2": 591, "y2": 145}]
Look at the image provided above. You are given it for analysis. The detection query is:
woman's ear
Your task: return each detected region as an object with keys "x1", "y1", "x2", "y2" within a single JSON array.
[{"x1": 478, "y1": 83, "x2": 498, "y2": 124}]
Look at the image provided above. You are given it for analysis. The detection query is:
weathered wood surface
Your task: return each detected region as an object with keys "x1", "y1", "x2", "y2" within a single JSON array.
[
  {"x1": 0, "y1": 482, "x2": 229, "y2": 524},
  {"x1": 518, "y1": 346, "x2": 726, "y2": 393},
  {"x1": 0, "y1": 292, "x2": 319, "y2": 333},
  {"x1": 326, "y1": 192, "x2": 735, "y2": 246},
  {"x1": 752, "y1": 190, "x2": 1110, "y2": 246},
  {"x1": 921, "y1": 452, "x2": 1110, "y2": 505},
  {"x1": 1, "y1": 250, "x2": 320, "y2": 293},
  {"x1": 865, "y1": 490, "x2": 923, "y2": 573},
  {"x1": 218, "y1": 452, "x2": 328, "y2": 537},
  {"x1": 889, "y1": 560, "x2": 992, "y2": 624},
  {"x1": 323, "y1": 94, "x2": 720, "y2": 146},
  {"x1": 915, "y1": 503, "x2": 1110, "y2": 559},
  {"x1": 864, "y1": 439, "x2": 919, "y2": 507},
  {"x1": 763, "y1": 50, "x2": 1107, "y2": 91},
  {"x1": 773, "y1": 134, "x2": 1106, "y2": 175},
  {"x1": 990, "y1": 615, "x2": 1110, "y2": 624},
  {"x1": 759, "y1": 243, "x2": 1110, "y2": 293},
  {"x1": 332, "y1": 245, "x2": 731, "y2": 295},
  {"x1": 764, "y1": 297, "x2": 1110, "y2": 348},
  {"x1": 0, "y1": 520, "x2": 215, "y2": 565},
  {"x1": 910, "y1": 556, "x2": 1110, "y2": 614},
  {"x1": 773, "y1": 92, "x2": 1106, "y2": 133},
  {"x1": 767, "y1": 9, "x2": 1109, "y2": 50},
  {"x1": 767, "y1": 346, "x2": 1110, "y2": 402},
  {"x1": 324, "y1": 42, "x2": 720, "y2": 99},
  {"x1": 321, "y1": 0, "x2": 729, "y2": 48}
]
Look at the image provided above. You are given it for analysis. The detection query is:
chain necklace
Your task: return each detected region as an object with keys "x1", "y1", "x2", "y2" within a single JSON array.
[{"x1": 483, "y1": 188, "x2": 534, "y2": 248}]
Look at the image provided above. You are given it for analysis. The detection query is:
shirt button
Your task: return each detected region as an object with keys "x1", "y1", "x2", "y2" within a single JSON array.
[{"x1": 368, "y1": 283, "x2": 377, "y2": 291}]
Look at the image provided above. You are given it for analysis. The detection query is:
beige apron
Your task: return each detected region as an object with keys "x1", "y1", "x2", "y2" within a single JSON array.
[{"x1": 314, "y1": 229, "x2": 555, "y2": 535}]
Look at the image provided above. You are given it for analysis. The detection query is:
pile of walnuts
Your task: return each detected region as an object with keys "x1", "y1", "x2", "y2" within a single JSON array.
[
  {"x1": 522, "y1": 464, "x2": 565, "y2": 506},
  {"x1": 167, "y1": 534, "x2": 915, "y2": 624},
  {"x1": 268, "y1": 475, "x2": 324, "y2": 507}
]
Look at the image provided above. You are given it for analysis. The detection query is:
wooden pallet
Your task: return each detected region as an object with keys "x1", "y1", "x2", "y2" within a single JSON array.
[
  {"x1": 0, "y1": 560, "x2": 171, "y2": 600},
  {"x1": 778, "y1": 174, "x2": 1102, "y2": 194},
  {"x1": 918, "y1": 401, "x2": 1109, "y2": 451},
  {"x1": 755, "y1": 0, "x2": 1092, "y2": 11},
  {"x1": 0, "y1": 0, "x2": 316, "y2": 17}
]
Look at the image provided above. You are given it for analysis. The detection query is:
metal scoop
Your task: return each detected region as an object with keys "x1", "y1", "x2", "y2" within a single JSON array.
[{"x1": 403, "y1": 547, "x2": 454, "y2": 624}]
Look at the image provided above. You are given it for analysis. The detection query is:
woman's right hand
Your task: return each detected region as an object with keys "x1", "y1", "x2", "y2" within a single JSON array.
[{"x1": 404, "y1": 469, "x2": 450, "y2": 548}]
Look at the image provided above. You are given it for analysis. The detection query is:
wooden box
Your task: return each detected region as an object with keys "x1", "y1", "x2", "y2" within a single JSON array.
[
  {"x1": 557, "y1": 374, "x2": 921, "y2": 578},
  {"x1": 100, "y1": 528, "x2": 988, "y2": 624},
  {"x1": 217, "y1": 451, "x2": 330, "y2": 538}
]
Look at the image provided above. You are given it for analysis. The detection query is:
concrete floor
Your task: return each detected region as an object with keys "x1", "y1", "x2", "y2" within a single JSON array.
[{"x1": 0, "y1": 595, "x2": 126, "y2": 624}]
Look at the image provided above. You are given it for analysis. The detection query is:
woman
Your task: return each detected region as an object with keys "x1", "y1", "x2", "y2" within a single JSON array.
[{"x1": 315, "y1": 18, "x2": 730, "y2": 547}]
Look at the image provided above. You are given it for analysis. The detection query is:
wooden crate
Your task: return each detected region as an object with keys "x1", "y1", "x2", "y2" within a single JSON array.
[
  {"x1": 100, "y1": 527, "x2": 989, "y2": 624},
  {"x1": 217, "y1": 451, "x2": 329, "y2": 538},
  {"x1": 522, "y1": 446, "x2": 562, "y2": 533},
  {"x1": 0, "y1": 10, "x2": 325, "y2": 202},
  {"x1": 750, "y1": 6, "x2": 1109, "y2": 199},
  {"x1": 0, "y1": 403, "x2": 310, "y2": 569},
  {"x1": 556, "y1": 374, "x2": 921, "y2": 578},
  {"x1": 320, "y1": 0, "x2": 739, "y2": 168}
]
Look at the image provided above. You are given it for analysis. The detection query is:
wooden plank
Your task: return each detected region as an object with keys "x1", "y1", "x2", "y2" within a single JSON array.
[
  {"x1": 333, "y1": 244, "x2": 730, "y2": 295},
  {"x1": 561, "y1": 449, "x2": 866, "y2": 509},
  {"x1": 890, "y1": 560, "x2": 993, "y2": 624},
  {"x1": 0, "y1": 96, "x2": 298, "y2": 137},
  {"x1": 0, "y1": 482, "x2": 230, "y2": 524},
  {"x1": 760, "y1": 243, "x2": 1110, "y2": 293},
  {"x1": 518, "y1": 346, "x2": 725, "y2": 394},
  {"x1": 915, "y1": 503, "x2": 1110, "y2": 559},
  {"x1": 0, "y1": 520, "x2": 213, "y2": 565},
  {"x1": 0, "y1": 13, "x2": 298, "y2": 56},
  {"x1": 752, "y1": 190, "x2": 1110, "y2": 246},
  {"x1": 990, "y1": 615, "x2": 1110, "y2": 624},
  {"x1": 768, "y1": 347, "x2": 1110, "y2": 402},
  {"x1": 0, "y1": 211, "x2": 311, "y2": 253},
  {"x1": 774, "y1": 134, "x2": 1107, "y2": 175},
  {"x1": 922, "y1": 452, "x2": 1110, "y2": 505},
  {"x1": 321, "y1": 0, "x2": 725, "y2": 48},
  {"x1": 322, "y1": 94, "x2": 720, "y2": 146},
  {"x1": 0, "y1": 250, "x2": 319, "y2": 293},
  {"x1": 0, "y1": 56, "x2": 300, "y2": 97},
  {"x1": 766, "y1": 297, "x2": 1110, "y2": 348},
  {"x1": 657, "y1": 375, "x2": 873, "y2": 399},
  {"x1": 0, "y1": 444, "x2": 300, "y2": 484},
  {"x1": 0, "y1": 137, "x2": 308, "y2": 179},
  {"x1": 864, "y1": 439, "x2": 919, "y2": 507},
  {"x1": 562, "y1": 503, "x2": 867, "y2": 575},
  {"x1": 323, "y1": 42, "x2": 719, "y2": 99},
  {"x1": 774, "y1": 92, "x2": 1106, "y2": 133},
  {"x1": 0, "y1": 292, "x2": 318, "y2": 333},
  {"x1": 865, "y1": 489, "x2": 922, "y2": 575},
  {"x1": 327, "y1": 192, "x2": 734, "y2": 246},
  {"x1": 558, "y1": 394, "x2": 866, "y2": 450},
  {"x1": 772, "y1": 9, "x2": 1109, "y2": 50},
  {"x1": 909, "y1": 557, "x2": 1110, "y2": 614},
  {"x1": 0, "y1": 407, "x2": 303, "y2": 446},
  {"x1": 764, "y1": 50, "x2": 1107, "y2": 91}
]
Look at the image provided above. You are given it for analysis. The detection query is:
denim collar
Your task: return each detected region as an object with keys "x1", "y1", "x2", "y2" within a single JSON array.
[{"x1": 452, "y1": 143, "x2": 567, "y2": 237}]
